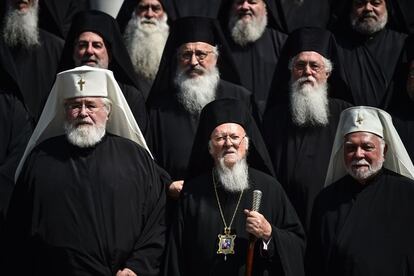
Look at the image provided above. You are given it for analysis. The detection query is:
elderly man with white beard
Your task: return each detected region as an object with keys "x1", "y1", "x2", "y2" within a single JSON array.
[
  {"x1": 307, "y1": 106, "x2": 414, "y2": 276},
  {"x1": 262, "y1": 28, "x2": 352, "y2": 233},
  {"x1": 120, "y1": 0, "x2": 170, "y2": 99},
  {"x1": 1, "y1": 0, "x2": 64, "y2": 123},
  {"x1": 218, "y1": 0, "x2": 287, "y2": 119},
  {"x1": 3, "y1": 66, "x2": 166, "y2": 276},
  {"x1": 163, "y1": 98, "x2": 305, "y2": 276},
  {"x1": 146, "y1": 17, "x2": 251, "y2": 203}
]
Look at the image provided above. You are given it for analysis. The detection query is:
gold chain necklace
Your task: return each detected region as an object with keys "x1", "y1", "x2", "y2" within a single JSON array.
[{"x1": 212, "y1": 169, "x2": 244, "y2": 261}]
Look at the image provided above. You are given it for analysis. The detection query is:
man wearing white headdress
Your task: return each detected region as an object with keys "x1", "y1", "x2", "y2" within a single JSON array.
[
  {"x1": 306, "y1": 106, "x2": 414, "y2": 276},
  {"x1": 3, "y1": 66, "x2": 166, "y2": 276}
]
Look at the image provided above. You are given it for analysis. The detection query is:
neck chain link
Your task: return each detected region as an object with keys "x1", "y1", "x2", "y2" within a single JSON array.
[{"x1": 212, "y1": 169, "x2": 244, "y2": 234}]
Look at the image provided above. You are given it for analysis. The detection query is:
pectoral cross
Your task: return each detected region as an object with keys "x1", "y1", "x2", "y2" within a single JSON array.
[
  {"x1": 77, "y1": 76, "x2": 85, "y2": 91},
  {"x1": 356, "y1": 112, "x2": 364, "y2": 125}
]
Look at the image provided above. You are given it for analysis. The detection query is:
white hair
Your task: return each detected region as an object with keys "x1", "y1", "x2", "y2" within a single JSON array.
[
  {"x1": 289, "y1": 76, "x2": 330, "y2": 126},
  {"x1": 123, "y1": 12, "x2": 169, "y2": 81},
  {"x1": 350, "y1": 7, "x2": 388, "y2": 35},
  {"x1": 228, "y1": 6, "x2": 267, "y2": 46},
  {"x1": 2, "y1": 0, "x2": 40, "y2": 48}
]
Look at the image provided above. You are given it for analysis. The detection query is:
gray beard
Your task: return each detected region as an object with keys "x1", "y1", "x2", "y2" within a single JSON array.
[
  {"x1": 174, "y1": 66, "x2": 219, "y2": 115},
  {"x1": 290, "y1": 77, "x2": 329, "y2": 126},
  {"x1": 216, "y1": 158, "x2": 249, "y2": 193},
  {"x1": 350, "y1": 11, "x2": 388, "y2": 35},
  {"x1": 228, "y1": 12, "x2": 267, "y2": 46},
  {"x1": 2, "y1": 1, "x2": 40, "y2": 48},
  {"x1": 346, "y1": 158, "x2": 384, "y2": 183},
  {"x1": 123, "y1": 13, "x2": 169, "y2": 81},
  {"x1": 64, "y1": 121, "x2": 106, "y2": 148}
]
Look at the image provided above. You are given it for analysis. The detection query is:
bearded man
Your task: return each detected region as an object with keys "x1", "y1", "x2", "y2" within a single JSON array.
[
  {"x1": 331, "y1": 0, "x2": 408, "y2": 110},
  {"x1": 3, "y1": 66, "x2": 166, "y2": 276},
  {"x1": 262, "y1": 28, "x2": 351, "y2": 233},
  {"x1": 120, "y1": 0, "x2": 170, "y2": 99},
  {"x1": 1, "y1": 0, "x2": 64, "y2": 122},
  {"x1": 218, "y1": 0, "x2": 287, "y2": 119},
  {"x1": 307, "y1": 106, "x2": 414, "y2": 276},
  {"x1": 163, "y1": 98, "x2": 305, "y2": 276},
  {"x1": 147, "y1": 16, "x2": 251, "y2": 201}
]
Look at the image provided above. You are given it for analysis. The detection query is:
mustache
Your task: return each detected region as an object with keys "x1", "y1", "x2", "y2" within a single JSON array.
[
  {"x1": 296, "y1": 76, "x2": 317, "y2": 86},
  {"x1": 351, "y1": 159, "x2": 370, "y2": 166}
]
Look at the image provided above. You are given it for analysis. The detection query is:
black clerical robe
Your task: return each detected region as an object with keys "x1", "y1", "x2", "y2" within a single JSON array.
[
  {"x1": 226, "y1": 28, "x2": 287, "y2": 118},
  {"x1": 8, "y1": 29, "x2": 64, "y2": 122},
  {"x1": 0, "y1": 91, "x2": 32, "y2": 239},
  {"x1": 164, "y1": 167, "x2": 305, "y2": 276},
  {"x1": 334, "y1": 28, "x2": 407, "y2": 109},
  {"x1": 148, "y1": 79, "x2": 251, "y2": 181},
  {"x1": 3, "y1": 134, "x2": 166, "y2": 276},
  {"x1": 262, "y1": 98, "x2": 351, "y2": 232},
  {"x1": 307, "y1": 169, "x2": 414, "y2": 276}
]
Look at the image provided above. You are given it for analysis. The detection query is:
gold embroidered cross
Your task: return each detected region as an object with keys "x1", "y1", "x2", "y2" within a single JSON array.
[
  {"x1": 356, "y1": 112, "x2": 364, "y2": 125},
  {"x1": 77, "y1": 76, "x2": 85, "y2": 91}
]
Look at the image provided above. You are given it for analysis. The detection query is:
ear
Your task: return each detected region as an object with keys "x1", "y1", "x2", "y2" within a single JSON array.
[
  {"x1": 326, "y1": 71, "x2": 331, "y2": 78},
  {"x1": 383, "y1": 143, "x2": 388, "y2": 156}
]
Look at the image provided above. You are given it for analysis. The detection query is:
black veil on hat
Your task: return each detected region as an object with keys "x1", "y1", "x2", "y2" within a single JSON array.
[
  {"x1": 186, "y1": 98, "x2": 275, "y2": 180},
  {"x1": 58, "y1": 10, "x2": 142, "y2": 92},
  {"x1": 146, "y1": 16, "x2": 242, "y2": 107}
]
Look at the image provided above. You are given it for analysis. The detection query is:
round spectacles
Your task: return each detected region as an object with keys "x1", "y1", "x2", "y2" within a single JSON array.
[
  {"x1": 212, "y1": 134, "x2": 246, "y2": 147},
  {"x1": 65, "y1": 102, "x2": 105, "y2": 114},
  {"x1": 179, "y1": 50, "x2": 214, "y2": 62},
  {"x1": 293, "y1": 61, "x2": 325, "y2": 73}
]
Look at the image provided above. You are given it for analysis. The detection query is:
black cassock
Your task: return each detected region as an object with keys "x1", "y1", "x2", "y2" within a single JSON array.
[
  {"x1": 334, "y1": 28, "x2": 407, "y2": 109},
  {"x1": 307, "y1": 169, "x2": 414, "y2": 276},
  {"x1": 262, "y1": 98, "x2": 351, "y2": 232},
  {"x1": 0, "y1": 90, "x2": 32, "y2": 238},
  {"x1": 3, "y1": 134, "x2": 166, "y2": 276},
  {"x1": 8, "y1": 30, "x2": 64, "y2": 122},
  {"x1": 148, "y1": 79, "x2": 251, "y2": 181},
  {"x1": 225, "y1": 28, "x2": 287, "y2": 118},
  {"x1": 164, "y1": 168, "x2": 305, "y2": 276}
]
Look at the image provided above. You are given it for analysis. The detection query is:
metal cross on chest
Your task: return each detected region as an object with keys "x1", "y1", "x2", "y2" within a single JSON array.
[{"x1": 77, "y1": 76, "x2": 86, "y2": 91}]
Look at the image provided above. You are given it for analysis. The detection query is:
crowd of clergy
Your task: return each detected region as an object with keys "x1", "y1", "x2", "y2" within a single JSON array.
[{"x1": 1, "y1": 0, "x2": 414, "y2": 275}]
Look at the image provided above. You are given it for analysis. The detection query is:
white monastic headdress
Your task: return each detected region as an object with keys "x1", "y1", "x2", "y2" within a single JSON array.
[
  {"x1": 15, "y1": 66, "x2": 152, "y2": 180},
  {"x1": 324, "y1": 106, "x2": 414, "y2": 187}
]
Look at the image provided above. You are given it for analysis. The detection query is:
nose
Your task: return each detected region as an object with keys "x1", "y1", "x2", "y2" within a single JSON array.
[
  {"x1": 363, "y1": 2, "x2": 374, "y2": 11},
  {"x1": 304, "y1": 64, "x2": 313, "y2": 76},
  {"x1": 189, "y1": 53, "x2": 199, "y2": 66},
  {"x1": 239, "y1": 0, "x2": 249, "y2": 10},
  {"x1": 145, "y1": 7, "x2": 155, "y2": 18},
  {"x1": 78, "y1": 104, "x2": 89, "y2": 117},
  {"x1": 85, "y1": 43, "x2": 94, "y2": 55},
  {"x1": 224, "y1": 136, "x2": 233, "y2": 147},
  {"x1": 355, "y1": 147, "x2": 365, "y2": 158}
]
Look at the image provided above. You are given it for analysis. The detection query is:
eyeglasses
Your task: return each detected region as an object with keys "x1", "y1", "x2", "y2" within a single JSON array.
[
  {"x1": 293, "y1": 61, "x2": 325, "y2": 73},
  {"x1": 179, "y1": 50, "x2": 214, "y2": 62},
  {"x1": 212, "y1": 134, "x2": 246, "y2": 147},
  {"x1": 65, "y1": 102, "x2": 105, "y2": 114}
]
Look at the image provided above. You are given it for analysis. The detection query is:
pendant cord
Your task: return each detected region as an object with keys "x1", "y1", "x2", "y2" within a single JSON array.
[{"x1": 212, "y1": 168, "x2": 244, "y2": 233}]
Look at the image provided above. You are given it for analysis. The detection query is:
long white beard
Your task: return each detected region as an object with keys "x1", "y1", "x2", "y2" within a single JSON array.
[
  {"x1": 228, "y1": 11, "x2": 267, "y2": 46},
  {"x1": 174, "y1": 66, "x2": 219, "y2": 115},
  {"x1": 290, "y1": 76, "x2": 329, "y2": 126},
  {"x1": 350, "y1": 10, "x2": 388, "y2": 35},
  {"x1": 123, "y1": 13, "x2": 169, "y2": 81},
  {"x1": 346, "y1": 158, "x2": 384, "y2": 182},
  {"x1": 216, "y1": 158, "x2": 249, "y2": 193},
  {"x1": 64, "y1": 121, "x2": 106, "y2": 148},
  {"x1": 2, "y1": 1, "x2": 40, "y2": 48}
]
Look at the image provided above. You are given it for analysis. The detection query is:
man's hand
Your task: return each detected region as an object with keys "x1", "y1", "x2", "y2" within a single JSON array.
[
  {"x1": 244, "y1": 209, "x2": 272, "y2": 240},
  {"x1": 116, "y1": 268, "x2": 137, "y2": 276},
  {"x1": 168, "y1": 180, "x2": 184, "y2": 199}
]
